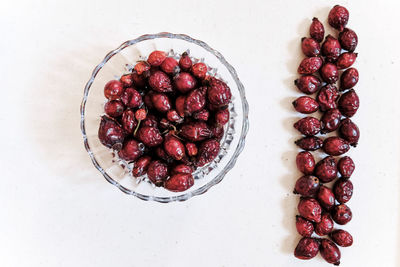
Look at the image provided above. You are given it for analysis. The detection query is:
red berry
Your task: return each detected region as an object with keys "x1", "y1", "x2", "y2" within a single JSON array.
[
  {"x1": 120, "y1": 74, "x2": 133, "y2": 87},
  {"x1": 148, "y1": 71, "x2": 173, "y2": 93},
  {"x1": 328, "y1": 5, "x2": 349, "y2": 31},
  {"x1": 323, "y1": 137, "x2": 350, "y2": 156},
  {"x1": 321, "y1": 35, "x2": 341, "y2": 62},
  {"x1": 338, "y1": 89, "x2": 359, "y2": 117},
  {"x1": 337, "y1": 156, "x2": 355, "y2": 178},
  {"x1": 314, "y1": 156, "x2": 338, "y2": 183},
  {"x1": 160, "y1": 57, "x2": 179, "y2": 74},
  {"x1": 320, "y1": 63, "x2": 339, "y2": 84},
  {"x1": 309, "y1": 17, "x2": 325, "y2": 43},
  {"x1": 121, "y1": 109, "x2": 137, "y2": 134},
  {"x1": 118, "y1": 139, "x2": 144, "y2": 161},
  {"x1": 294, "y1": 75, "x2": 321, "y2": 95},
  {"x1": 134, "y1": 61, "x2": 150, "y2": 75},
  {"x1": 340, "y1": 68, "x2": 359, "y2": 90},
  {"x1": 320, "y1": 238, "x2": 341, "y2": 265},
  {"x1": 175, "y1": 95, "x2": 186, "y2": 117},
  {"x1": 191, "y1": 62, "x2": 207, "y2": 79},
  {"x1": 121, "y1": 87, "x2": 143, "y2": 108},
  {"x1": 295, "y1": 136, "x2": 323, "y2": 151},
  {"x1": 164, "y1": 135, "x2": 186, "y2": 161},
  {"x1": 317, "y1": 185, "x2": 335, "y2": 210},
  {"x1": 147, "y1": 160, "x2": 168, "y2": 186},
  {"x1": 321, "y1": 108, "x2": 342, "y2": 133},
  {"x1": 131, "y1": 72, "x2": 146, "y2": 88},
  {"x1": 294, "y1": 237, "x2": 320, "y2": 260},
  {"x1": 292, "y1": 96, "x2": 319, "y2": 114},
  {"x1": 147, "y1": 50, "x2": 167, "y2": 66},
  {"x1": 193, "y1": 109, "x2": 210, "y2": 121},
  {"x1": 104, "y1": 80, "x2": 124, "y2": 100},
  {"x1": 295, "y1": 216, "x2": 314, "y2": 237},
  {"x1": 196, "y1": 139, "x2": 220, "y2": 167},
  {"x1": 132, "y1": 156, "x2": 151, "y2": 177},
  {"x1": 339, "y1": 118, "x2": 360, "y2": 146},
  {"x1": 174, "y1": 72, "x2": 197, "y2": 93},
  {"x1": 179, "y1": 52, "x2": 192, "y2": 71},
  {"x1": 294, "y1": 175, "x2": 320, "y2": 197},
  {"x1": 334, "y1": 179, "x2": 353, "y2": 204},
  {"x1": 315, "y1": 212, "x2": 334, "y2": 236},
  {"x1": 293, "y1": 117, "x2": 321, "y2": 136},
  {"x1": 104, "y1": 100, "x2": 125, "y2": 117},
  {"x1": 137, "y1": 126, "x2": 163, "y2": 147},
  {"x1": 164, "y1": 173, "x2": 194, "y2": 192},
  {"x1": 171, "y1": 164, "x2": 194, "y2": 175},
  {"x1": 207, "y1": 77, "x2": 232, "y2": 107},
  {"x1": 135, "y1": 108, "x2": 147, "y2": 121},
  {"x1": 166, "y1": 110, "x2": 183, "y2": 123},
  {"x1": 215, "y1": 109, "x2": 230, "y2": 126},
  {"x1": 98, "y1": 116, "x2": 125, "y2": 150},
  {"x1": 180, "y1": 122, "x2": 212, "y2": 142},
  {"x1": 339, "y1": 28, "x2": 358, "y2": 52},
  {"x1": 301, "y1": 37, "x2": 321, "y2": 57},
  {"x1": 296, "y1": 152, "x2": 315, "y2": 175},
  {"x1": 151, "y1": 92, "x2": 171, "y2": 113},
  {"x1": 337, "y1": 52, "x2": 358, "y2": 70},
  {"x1": 317, "y1": 84, "x2": 340, "y2": 112},
  {"x1": 211, "y1": 124, "x2": 224, "y2": 141},
  {"x1": 155, "y1": 146, "x2": 174, "y2": 164},
  {"x1": 185, "y1": 142, "x2": 198, "y2": 157},
  {"x1": 330, "y1": 229, "x2": 353, "y2": 247},
  {"x1": 298, "y1": 197, "x2": 322, "y2": 223},
  {"x1": 184, "y1": 87, "x2": 206, "y2": 115},
  {"x1": 331, "y1": 204, "x2": 352, "y2": 225},
  {"x1": 297, "y1": 57, "x2": 323, "y2": 74},
  {"x1": 142, "y1": 114, "x2": 158, "y2": 128}
]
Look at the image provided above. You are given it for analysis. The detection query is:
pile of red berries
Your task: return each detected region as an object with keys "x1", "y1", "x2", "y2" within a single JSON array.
[
  {"x1": 293, "y1": 5, "x2": 359, "y2": 265},
  {"x1": 98, "y1": 50, "x2": 232, "y2": 192}
]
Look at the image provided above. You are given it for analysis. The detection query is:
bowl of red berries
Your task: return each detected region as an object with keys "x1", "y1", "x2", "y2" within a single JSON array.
[{"x1": 80, "y1": 33, "x2": 248, "y2": 202}]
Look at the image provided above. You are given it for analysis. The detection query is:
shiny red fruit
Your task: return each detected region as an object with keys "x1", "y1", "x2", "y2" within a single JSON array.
[
  {"x1": 320, "y1": 63, "x2": 339, "y2": 84},
  {"x1": 164, "y1": 135, "x2": 186, "y2": 161},
  {"x1": 118, "y1": 139, "x2": 144, "y2": 161},
  {"x1": 137, "y1": 126, "x2": 163, "y2": 147},
  {"x1": 321, "y1": 108, "x2": 342, "y2": 133},
  {"x1": 294, "y1": 237, "x2": 320, "y2": 260},
  {"x1": 328, "y1": 5, "x2": 349, "y2": 31},
  {"x1": 292, "y1": 96, "x2": 319, "y2": 114},
  {"x1": 297, "y1": 57, "x2": 323, "y2": 74},
  {"x1": 207, "y1": 77, "x2": 232, "y2": 107},
  {"x1": 175, "y1": 95, "x2": 186, "y2": 117},
  {"x1": 330, "y1": 230, "x2": 353, "y2": 247},
  {"x1": 215, "y1": 109, "x2": 230, "y2": 126},
  {"x1": 317, "y1": 84, "x2": 340, "y2": 112},
  {"x1": 339, "y1": 28, "x2": 358, "y2": 52},
  {"x1": 166, "y1": 110, "x2": 184, "y2": 123},
  {"x1": 191, "y1": 62, "x2": 207, "y2": 79},
  {"x1": 314, "y1": 156, "x2": 338, "y2": 183},
  {"x1": 294, "y1": 175, "x2": 320, "y2": 197},
  {"x1": 193, "y1": 109, "x2": 209, "y2": 121},
  {"x1": 104, "y1": 100, "x2": 125, "y2": 117},
  {"x1": 321, "y1": 35, "x2": 341, "y2": 62},
  {"x1": 298, "y1": 197, "x2": 322, "y2": 223},
  {"x1": 147, "y1": 50, "x2": 167, "y2": 66},
  {"x1": 121, "y1": 109, "x2": 137, "y2": 134},
  {"x1": 340, "y1": 68, "x2": 359, "y2": 90},
  {"x1": 315, "y1": 213, "x2": 334, "y2": 236},
  {"x1": 132, "y1": 156, "x2": 151, "y2": 177},
  {"x1": 184, "y1": 87, "x2": 206, "y2": 115},
  {"x1": 310, "y1": 17, "x2": 325, "y2": 43},
  {"x1": 134, "y1": 61, "x2": 150, "y2": 75},
  {"x1": 180, "y1": 122, "x2": 212, "y2": 142},
  {"x1": 320, "y1": 238, "x2": 341, "y2": 265},
  {"x1": 120, "y1": 74, "x2": 133, "y2": 87},
  {"x1": 179, "y1": 52, "x2": 192, "y2": 71},
  {"x1": 98, "y1": 116, "x2": 125, "y2": 150},
  {"x1": 135, "y1": 108, "x2": 147, "y2": 121},
  {"x1": 185, "y1": 142, "x2": 198, "y2": 157},
  {"x1": 121, "y1": 87, "x2": 143, "y2": 108},
  {"x1": 104, "y1": 80, "x2": 124, "y2": 100},
  {"x1": 147, "y1": 160, "x2": 168, "y2": 186},
  {"x1": 148, "y1": 71, "x2": 173, "y2": 93},
  {"x1": 337, "y1": 52, "x2": 358, "y2": 70},
  {"x1": 293, "y1": 117, "x2": 321, "y2": 136},
  {"x1": 296, "y1": 152, "x2": 315, "y2": 175},
  {"x1": 296, "y1": 216, "x2": 314, "y2": 237},
  {"x1": 151, "y1": 92, "x2": 171, "y2": 113},
  {"x1": 338, "y1": 89, "x2": 359, "y2": 117},
  {"x1": 334, "y1": 179, "x2": 353, "y2": 204},
  {"x1": 295, "y1": 136, "x2": 323, "y2": 151},
  {"x1": 196, "y1": 139, "x2": 220, "y2": 167},
  {"x1": 317, "y1": 185, "x2": 336, "y2": 210},
  {"x1": 331, "y1": 204, "x2": 352, "y2": 225},
  {"x1": 301, "y1": 37, "x2": 321, "y2": 57},
  {"x1": 164, "y1": 173, "x2": 194, "y2": 192},
  {"x1": 337, "y1": 156, "x2": 355, "y2": 178},
  {"x1": 174, "y1": 72, "x2": 197, "y2": 93},
  {"x1": 339, "y1": 118, "x2": 360, "y2": 146},
  {"x1": 160, "y1": 57, "x2": 179, "y2": 74},
  {"x1": 171, "y1": 164, "x2": 194, "y2": 175},
  {"x1": 294, "y1": 75, "x2": 321, "y2": 95},
  {"x1": 323, "y1": 137, "x2": 350, "y2": 156}
]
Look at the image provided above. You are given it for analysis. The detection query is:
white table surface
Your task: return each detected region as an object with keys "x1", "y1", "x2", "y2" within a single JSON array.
[{"x1": 1, "y1": 0, "x2": 400, "y2": 266}]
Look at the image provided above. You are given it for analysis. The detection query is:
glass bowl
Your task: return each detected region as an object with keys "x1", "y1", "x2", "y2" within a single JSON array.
[{"x1": 80, "y1": 32, "x2": 249, "y2": 203}]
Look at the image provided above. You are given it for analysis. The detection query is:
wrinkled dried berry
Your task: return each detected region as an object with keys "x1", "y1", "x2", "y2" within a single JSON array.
[
  {"x1": 337, "y1": 156, "x2": 355, "y2": 178},
  {"x1": 320, "y1": 238, "x2": 341, "y2": 265},
  {"x1": 193, "y1": 109, "x2": 209, "y2": 121},
  {"x1": 185, "y1": 142, "x2": 198, "y2": 157},
  {"x1": 339, "y1": 118, "x2": 360, "y2": 146},
  {"x1": 338, "y1": 89, "x2": 359, "y2": 117},
  {"x1": 155, "y1": 146, "x2": 174, "y2": 163},
  {"x1": 314, "y1": 156, "x2": 337, "y2": 183},
  {"x1": 134, "y1": 61, "x2": 151, "y2": 75},
  {"x1": 104, "y1": 80, "x2": 124, "y2": 100},
  {"x1": 98, "y1": 116, "x2": 125, "y2": 150},
  {"x1": 147, "y1": 50, "x2": 167, "y2": 66},
  {"x1": 316, "y1": 213, "x2": 334, "y2": 236},
  {"x1": 164, "y1": 173, "x2": 194, "y2": 192},
  {"x1": 298, "y1": 198, "x2": 322, "y2": 223},
  {"x1": 339, "y1": 28, "x2": 358, "y2": 52},
  {"x1": 196, "y1": 139, "x2": 220, "y2": 167},
  {"x1": 207, "y1": 77, "x2": 232, "y2": 107},
  {"x1": 297, "y1": 57, "x2": 323, "y2": 74},
  {"x1": 171, "y1": 164, "x2": 194, "y2": 175},
  {"x1": 301, "y1": 37, "x2": 321, "y2": 57},
  {"x1": 121, "y1": 109, "x2": 137, "y2": 134},
  {"x1": 332, "y1": 204, "x2": 352, "y2": 225},
  {"x1": 191, "y1": 62, "x2": 207, "y2": 79},
  {"x1": 135, "y1": 108, "x2": 147, "y2": 121},
  {"x1": 317, "y1": 84, "x2": 340, "y2": 112},
  {"x1": 147, "y1": 160, "x2": 168, "y2": 186},
  {"x1": 104, "y1": 100, "x2": 125, "y2": 117},
  {"x1": 174, "y1": 72, "x2": 197, "y2": 93},
  {"x1": 215, "y1": 109, "x2": 230, "y2": 126},
  {"x1": 294, "y1": 175, "x2": 320, "y2": 197},
  {"x1": 310, "y1": 17, "x2": 325, "y2": 43},
  {"x1": 292, "y1": 96, "x2": 319, "y2": 114},
  {"x1": 321, "y1": 35, "x2": 341, "y2": 62},
  {"x1": 151, "y1": 92, "x2": 171, "y2": 113},
  {"x1": 132, "y1": 156, "x2": 151, "y2": 177},
  {"x1": 293, "y1": 117, "x2": 321, "y2": 136},
  {"x1": 328, "y1": 5, "x2": 349, "y2": 31},
  {"x1": 180, "y1": 122, "x2": 212, "y2": 142},
  {"x1": 334, "y1": 179, "x2": 353, "y2": 204},
  {"x1": 121, "y1": 87, "x2": 143, "y2": 108},
  {"x1": 337, "y1": 52, "x2": 357, "y2": 70},
  {"x1": 320, "y1": 63, "x2": 339, "y2": 84},
  {"x1": 296, "y1": 216, "x2": 314, "y2": 237},
  {"x1": 164, "y1": 135, "x2": 186, "y2": 161},
  {"x1": 185, "y1": 87, "x2": 206, "y2": 115},
  {"x1": 294, "y1": 75, "x2": 321, "y2": 95},
  {"x1": 211, "y1": 124, "x2": 224, "y2": 140},
  {"x1": 317, "y1": 185, "x2": 335, "y2": 210},
  {"x1": 118, "y1": 139, "x2": 144, "y2": 161},
  {"x1": 179, "y1": 52, "x2": 192, "y2": 71},
  {"x1": 321, "y1": 108, "x2": 342, "y2": 133},
  {"x1": 120, "y1": 74, "x2": 133, "y2": 87},
  {"x1": 295, "y1": 136, "x2": 323, "y2": 151},
  {"x1": 296, "y1": 152, "x2": 315, "y2": 175},
  {"x1": 323, "y1": 137, "x2": 350, "y2": 156},
  {"x1": 175, "y1": 95, "x2": 186, "y2": 117},
  {"x1": 137, "y1": 126, "x2": 163, "y2": 147},
  {"x1": 160, "y1": 57, "x2": 179, "y2": 74},
  {"x1": 294, "y1": 237, "x2": 320, "y2": 260},
  {"x1": 142, "y1": 114, "x2": 157, "y2": 128},
  {"x1": 148, "y1": 71, "x2": 173, "y2": 93},
  {"x1": 330, "y1": 229, "x2": 353, "y2": 247},
  {"x1": 340, "y1": 68, "x2": 359, "y2": 90},
  {"x1": 166, "y1": 109, "x2": 183, "y2": 123}
]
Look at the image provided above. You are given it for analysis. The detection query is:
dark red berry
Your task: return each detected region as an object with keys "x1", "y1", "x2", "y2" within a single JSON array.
[
  {"x1": 317, "y1": 185, "x2": 335, "y2": 210},
  {"x1": 193, "y1": 109, "x2": 210, "y2": 121},
  {"x1": 317, "y1": 84, "x2": 340, "y2": 112},
  {"x1": 120, "y1": 74, "x2": 133, "y2": 87},
  {"x1": 191, "y1": 62, "x2": 207, "y2": 79},
  {"x1": 104, "y1": 100, "x2": 125, "y2": 117},
  {"x1": 184, "y1": 87, "x2": 206, "y2": 115},
  {"x1": 180, "y1": 122, "x2": 212, "y2": 142},
  {"x1": 211, "y1": 124, "x2": 224, "y2": 140},
  {"x1": 297, "y1": 57, "x2": 323, "y2": 74},
  {"x1": 132, "y1": 155, "x2": 151, "y2": 177},
  {"x1": 134, "y1": 61, "x2": 151, "y2": 75},
  {"x1": 155, "y1": 146, "x2": 174, "y2": 164},
  {"x1": 339, "y1": 118, "x2": 360, "y2": 146},
  {"x1": 147, "y1": 50, "x2": 167, "y2": 66},
  {"x1": 296, "y1": 152, "x2": 315, "y2": 175},
  {"x1": 137, "y1": 126, "x2": 163, "y2": 147},
  {"x1": 118, "y1": 139, "x2": 144, "y2": 161},
  {"x1": 179, "y1": 52, "x2": 192, "y2": 71},
  {"x1": 315, "y1": 212, "x2": 334, "y2": 236},
  {"x1": 171, "y1": 164, "x2": 194, "y2": 175},
  {"x1": 334, "y1": 179, "x2": 353, "y2": 203},
  {"x1": 314, "y1": 156, "x2": 337, "y2": 183},
  {"x1": 121, "y1": 109, "x2": 137, "y2": 134},
  {"x1": 328, "y1": 5, "x2": 349, "y2": 31},
  {"x1": 164, "y1": 173, "x2": 194, "y2": 192},
  {"x1": 196, "y1": 139, "x2": 220, "y2": 167},
  {"x1": 323, "y1": 137, "x2": 350, "y2": 156},
  {"x1": 338, "y1": 89, "x2": 359, "y2": 117},
  {"x1": 293, "y1": 117, "x2": 321, "y2": 136},
  {"x1": 151, "y1": 92, "x2": 171, "y2": 113},
  {"x1": 331, "y1": 204, "x2": 352, "y2": 225},
  {"x1": 215, "y1": 109, "x2": 230, "y2": 126},
  {"x1": 160, "y1": 57, "x2": 179, "y2": 74},
  {"x1": 298, "y1": 198, "x2": 322, "y2": 223},
  {"x1": 294, "y1": 175, "x2": 320, "y2": 197},
  {"x1": 294, "y1": 75, "x2": 321, "y2": 95},
  {"x1": 166, "y1": 109, "x2": 184, "y2": 123},
  {"x1": 104, "y1": 80, "x2": 124, "y2": 100},
  {"x1": 295, "y1": 136, "x2": 323, "y2": 151},
  {"x1": 185, "y1": 142, "x2": 198, "y2": 157},
  {"x1": 310, "y1": 17, "x2": 325, "y2": 43},
  {"x1": 320, "y1": 238, "x2": 341, "y2": 265},
  {"x1": 135, "y1": 108, "x2": 147, "y2": 121},
  {"x1": 337, "y1": 52, "x2": 357, "y2": 70},
  {"x1": 340, "y1": 68, "x2": 359, "y2": 90},
  {"x1": 131, "y1": 72, "x2": 146, "y2": 88},
  {"x1": 330, "y1": 230, "x2": 353, "y2": 247},
  {"x1": 292, "y1": 96, "x2": 319, "y2": 114},
  {"x1": 207, "y1": 77, "x2": 232, "y2": 107},
  {"x1": 174, "y1": 72, "x2": 197, "y2": 93},
  {"x1": 320, "y1": 63, "x2": 339, "y2": 84},
  {"x1": 339, "y1": 28, "x2": 358, "y2": 52},
  {"x1": 121, "y1": 87, "x2": 143, "y2": 108},
  {"x1": 142, "y1": 114, "x2": 158, "y2": 128},
  {"x1": 98, "y1": 116, "x2": 125, "y2": 150},
  {"x1": 294, "y1": 237, "x2": 320, "y2": 260},
  {"x1": 321, "y1": 108, "x2": 342, "y2": 133},
  {"x1": 321, "y1": 35, "x2": 341, "y2": 62},
  {"x1": 175, "y1": 95, "x2": 186, "y2": 117},
  {"x1": 148, "y1": 71, "x2": 173, "y2": 93},
  {"x1": 296, "y1": 216, "x2": 314, "y2": 237},
  {"x1": 301, "y1": 37, "x2": 321, "y2": 57},
  {"x1": 147, "y1": 160, "x2": 168, "y2": 186},
  {"x1": 164, "y1": 135, "x2": 186, "y2": 161},
  {"x1": 337, "y1": 156, "x2": 355, "y2": 178}
]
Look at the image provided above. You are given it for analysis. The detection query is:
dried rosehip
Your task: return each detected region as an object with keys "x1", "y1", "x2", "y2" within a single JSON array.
[
  {"x1": 294, "y1": 175, "x2": 320, "y2": 197},
  {"x1": 132, "y1": 155, "x2": 151, "y2": 177},
  {"x1": 332, "y1": 204, "x2": 352, "y2": 225},
  {"x1": 337, "y1": 156, "x2": 355, "y2": 178},
  {"x1": 338, "y1": 89, "x2": 359, "y2": 117},
  {"x1": 294, "y1": 75, "x2": 321, "y2": 95},
  {"x1": 175, "y1": 95, "x2": 186, "y2": 117},
  {"x1": 104, "y1": 100, "x2": 125, "y2": 117},
  {"x1": 147, "y1": 160, "x2": 168, "y2": 186},
  {"x1": 134, "y1": 61, "x2": 151, "y2": 75},
  {"x1": 98, "y1": 116, "x2": 125, "y2": 150},
  {"x1": 339, "y1": 118, "x2": 360, "y2": 146},
  {"x1": 155, "y1": 146, "x2": 174, "y2": 164},
  {"x1": 340, "y1": 67, "x2": 359, "y2": 90},
  {"x1": 297, "y1": 57, "x2": 323, "y2": 74},
  {"x1": 104, "y1": 80, "x2": 124, "y2": 100},
  {"x1": 121, "y1": 109, "x2": 137, "y2": 134},
  {"x1": 296, "y1": 216, "x2": 314, "y2": 237},
  {"x1": 298, "y1": 198, "x2": 322, "y2": 223},
  {"x1": 320, "y1": 63, "x2": 339, "y2": 84},
  {"x1": 121, "y1": 87, "x2": 143, "y2": 108},
  {"x1": 185, "y1": 142, "x2": 198, "y2": 157},
  {"x1": 135, "y1": 108, "x2": 147, "y2": 121},
  {"x1": 191, "y1": 62, "x2": 207, "y2": 79},
  {"x1": 314, "y1": 156, "x2": 337, "y2": 183},
  {"x1": 171, "y1": 164, "x2": 194, "y2": 175},
  {"x1": 321, "y1": 108, "x2": 342, "y2": 133},
  {"x1": 334, "y1": 179, "x2": 353, "y2": 204},
  {"x1": 328, "y1": 5, "x2": 349, "y2": 31},
  {"x1": 320, "y1": 238, "x2": 341, "y2": 265},
  {"x1": 142, "y1": 114, "x2": 157, "y2": 128},
  {"x1": 295, "y1": 136, "x2": 323, "y2": 151},
  {"x1": 151, "y1": 92, "x2": 171, "y2": 113},
  {"x1": 315, "y1": 212, "x2": 334, "y2": 236},
  {"x1": 207, "y1": 77, "x2": 232, "y2": 107},
  {"x1": 301, "y1": 37, "x2": 321, "y2": 57},
  {"x1": 120, "y1": 74, "x2": 133, "y2": 87},
  {"x1": 196, "y1": 139, "x2": 220, "y2": 167},
  {"x1": 164, "y1": 173, "x2": 194, "y2": 192},
  {"x1": 310, "y1": 17, "x2": 325, "y2": 43},
  {"x1": 330, "y1": 229, "x2": 353, "y2": 247},
  {"x1": 317, "y1": 185, "x2": 335, "y2": 210},
  {"x1": 174, "y1": 72, "x2": 197, "y2": 93},
  {"x1": 137, "y1": 126, "x2": 163, "y2": 147},
  {"x1": 211, "y1": 124, "x2": 224, "y2": 140},
  {"x1": 118, "y1": 139, "x2": 144, "y2": 161},
  {"x1": 321, "y1": 35, "x2": 341, "y2": 62},
  {"x1": 296, "y1": 152, "x2": 315, "y2": 175},
  {"x1": 317, "y1": 84, "x2": 340, "y2": 112},
  {"x1": 184, "y1": 87, "x2": 206, "y2": 115},
  {"x1": 180, "y1": 122, "x2": 212, "y2": 142},
  {"x1": 215, "y1": 109, "x2": 230, "y2": 126},
  {"x1": 179, "y1": 52, "x2": 192, "y2": 71},
  {"x1": 160, "y1": 57, "x2": 179, "y2": 74},
  {"x1": 148, "y1": 71, "x2": 173, "y2": 93},
  {"x1": 166, "y1": 110, "x2": 183, "y2": 123},
  {"x1": 292, "y1": 96, "x2": 319, "y2": 114},
  {"x1": 323, "y1": 137, "x2": 350, "y2": 156},
  {"x1": 339, "y1": 28, "x2": 358, "y2": 52},
  {"x1": 337, "y1": 52, "x2": 358, "y2": 70},
  {"x1": 147, "y1": 50, "x2": 167, "y2": 66},
  {"x1": 294, "y1": 237, "x2": 320, "y2": 260},
  {"x1": 293, "y1": 117, "x2": 321, "y2": 136},
  {"x1": 164, "y1": 135, "x2": 186, "y2": 161},
  {"x1": 193, "y1": 109, "x2": 209, "y2": 121}
]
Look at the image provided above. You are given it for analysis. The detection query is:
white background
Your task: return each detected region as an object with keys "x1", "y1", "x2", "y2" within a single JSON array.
[{"x1": 1, "y1": 0, "x2": 399, "y2": 266}]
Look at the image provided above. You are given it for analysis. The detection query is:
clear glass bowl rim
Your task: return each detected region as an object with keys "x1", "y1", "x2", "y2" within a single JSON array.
[{"x1": 80, "y1": 32, "x2": 249, "y2": 203}]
